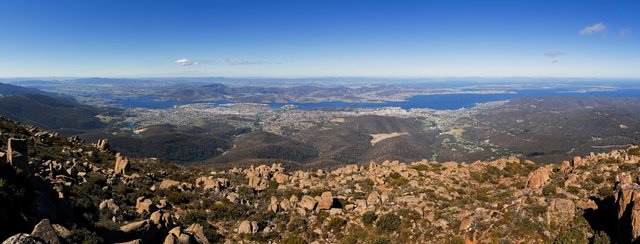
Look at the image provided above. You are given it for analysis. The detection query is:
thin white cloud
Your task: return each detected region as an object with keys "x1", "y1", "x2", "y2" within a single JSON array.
[
  {"x1": 544, "y1": 51, "x2": 565, "y2": 64},
  {"x1": 175, "y1": 59, "x2": 199, "y2": 66},
  {"x1": 620, "y1": 28, "x2": 632, "y2": 37},
  {"x1": 544, "y1": 51, "x2": 565, "y2": 58},
  {"x1": 580, "y1": 22, "x2": 607, "y2": 36}
]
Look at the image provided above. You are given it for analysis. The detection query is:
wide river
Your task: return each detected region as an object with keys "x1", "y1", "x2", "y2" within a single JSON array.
[{"x1": 116, "y1": 88, "x2": 640, "y2": 110}]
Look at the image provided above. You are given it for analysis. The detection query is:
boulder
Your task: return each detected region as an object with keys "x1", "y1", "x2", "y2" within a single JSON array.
[
  {"x1": 160, "y1": 179, "x2": 181, "y2": 190},
  {"x1": 226, "y1": 193, "x2": 240, "y2": 204},
  {"x1": 177, "y1": 234, "x2": 192, "y2": 244},
  {"x1": 30, "y1": 219, "x2": 61, "y2": 244},
  {"x1": 272, "y1": 172, "x2": 289, "y2": 184},
  {"x1": 7, "y1": 138, "x2": 28, "y2": 167},
  {"x1": 526, "y1": 167, "x2": 551, "y2": 189},
  {"x1": 367, "y1": 191, "x2": 382, "y2": 206},
  {"x1": 300, "y1": 195, "x2": 318, "y2": 210},
  {"x1": 120, "y1": 220, "x2": 150, "y2": 233},
  {"x1": 618, "y1": 172, "x2": 634, "y2": 185},
  {"x1": 99, "y1": 199, "x2": 120, "y2": 214},
  {"x1": 280, "y1": 199, "x2": 292, "y2": 211},
  {"x1": 150, "y1": 211, "x2": 163, "y2": 225},
  {"x1": 572, "y1": 156, "x2": 587, "y2": 168},
  {"x1": 163, "y1": 234, "x2": 178, "y2": 244},
  {"x1": 51, "y1": 224, "x2": 71, "y2": 239},
  {"x1": 546, "y1": 198, "x2": 575, "y2": 227},
  {"x1": 97, "y1": 139, "x2": 110, "y2": 151},
  {"x1": 317, "y1": 191, "x2": 334, "y2": 210},
  {"x1": 114, "y1": 153, "x2": 130, "y2": 175},
  {"x1": 269, "y1": 196, "x2": 280, "y2": 213},
  {"x1": 135, "y1": 197, "x2": 154, "y2": 214},
  {"x1": 195, "y1": 177, "x2": 229, "y2": 191},
  {"x1": 238, "y1": 220, "x2": 259, "y2": 234},
  {"x1": 2, "y1": 233, "x2": 46, "y2": 244},
  {"x1": 185, "y1": 223, "x2": 209, "y2": 244}
]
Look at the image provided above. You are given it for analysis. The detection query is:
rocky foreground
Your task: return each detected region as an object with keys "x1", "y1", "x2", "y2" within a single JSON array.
[{"x1": 1, "y1": 116, "x2": 640, "y2": 243}]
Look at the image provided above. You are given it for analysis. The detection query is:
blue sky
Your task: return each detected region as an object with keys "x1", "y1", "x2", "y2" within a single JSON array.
[{"x1": 0, "y1": 0, "x2": 638, "y2": 78}]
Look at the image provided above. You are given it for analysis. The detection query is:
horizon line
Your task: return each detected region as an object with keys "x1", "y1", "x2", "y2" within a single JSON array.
[{"x1": 1, "y1": 75, "x2": 639, "y2": 81}]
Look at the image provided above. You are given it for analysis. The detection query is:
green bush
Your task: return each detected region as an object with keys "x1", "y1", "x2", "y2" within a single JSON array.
[
  {"x1": 553, "y1": 228, "x2": 586, "y2": 244},
  {"x1": 592, "y1": 231, "x2": 610, "y2": 244},
  {"x1": 359, "y1": 179, "x2": 375, "y2": 192},
  {"x1": 389, "y1": 176, "x2": 409, "y2": 187},
  {"x1": 362, "y1": 211, "x2": 378, "y2": 225},
  {"x1": 372, "y1": 237, "x2": 391, "y2": 244},
  {"x1": 447, "y1": 236, "x2": 465, "y2": 244},
  {"x1": 591, "y1": 175, "x2": 605, "y2": 184},
  {"x1": 327, "y1": 217, "x2": 347, "y2": 232},
  {"x1": 166, "y1": 190, "x2": 188, "y2": 204},
  {"x1": 542, "y1": 183, "x2": 558, "y2": 197},
  {"x1": 597, "y1": 186, "x2": 612, "y2": 199},
  {"x1": 566, "y1": 186, "x2": 581, "y2": 195},
  {"x1": 284, "y1": 234, "x2": 306, "y2": 244},
  {"x1": 287, "y1": 217, "x2": 308, "y2": 234},
  {"x1": 376, "y1": 212, "x2": 401, "y2": 233},
  {"x1": 628, "y1": 147, "x2": 640, "y2": 156},
  {"x1": 209, "y1": 202, "x2": 250, "y2": 220},
  {"x1": 69, "y1": 226, "x2": 103, "y2": 244},
  {"x1": 410, "y1": 164, "x2": 430, "y2": 171}
]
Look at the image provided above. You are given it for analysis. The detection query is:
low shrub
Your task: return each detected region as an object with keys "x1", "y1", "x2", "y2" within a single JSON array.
[
  {"x1": 376, "y1": 212, "x2": 401, "y2": 233},
  {"x1": 362, "y1": 211, "x2": 378, "y2": 225},
  {"x1": 327, "y1": 217, "x2": 347, "y2": 232}
]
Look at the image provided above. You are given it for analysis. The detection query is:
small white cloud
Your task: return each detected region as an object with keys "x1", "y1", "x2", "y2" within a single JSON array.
[
  {"x1": 544, "y1": 51, "x2": 565, "y2": 58},
  {"x1": 544, "y1": 51, "x2": 565, "y2": 64},
  {"x1": 580, "y1": 22, "x2": 607, "y2": 36},
  {"x1": 175, "y1": 59, "x2": 199, "y2": 66},
  {"x1": 620, "y1": 28, "x2": 632, "y2": 37}
]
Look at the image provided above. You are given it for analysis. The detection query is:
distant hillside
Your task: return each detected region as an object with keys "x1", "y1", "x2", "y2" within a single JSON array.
[
  {"x1": 0, "y1": 93, "x2": 106, "y2": 131},
  {"x1": 464, "y1": 96, "x2": 640, "y2": 162},
  {"x1": 0, "y1": 82, "x2": 49, "y2": 97},
  {"x1": 204, "y1": 131, "x2": 319, "y2": 166},
  {"x1": 78, "y1": 123, "x2": 249, "y2": 163}
]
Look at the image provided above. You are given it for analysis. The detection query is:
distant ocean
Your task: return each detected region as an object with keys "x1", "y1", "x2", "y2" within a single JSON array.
[{"x1": 115, "y1": 89, "x2": 640, "y2": 110}]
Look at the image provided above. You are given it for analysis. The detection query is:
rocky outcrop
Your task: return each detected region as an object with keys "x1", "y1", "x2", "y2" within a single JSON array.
[
  {"x1": 7, "y1": 138, "x2": 28, "y2": 167},
  {"x1": 269, "y1": 196, "x2": 280, "y2": 213},
  {"x1": 30, "y1": 219, "x2": 61, "y2": 244},
  {"x1": 114, "y1": 153, "x2": 130, "y2": 175},
  {"x1": 185, "y1": 224, "x2": 209, "y2": 244},
  {"x1": 160, "y1": 179, "x2": 193, "y2": 191},
  {"x1": 367, "y1": 191, "x2": 382, "y2": 206},
  {"x1": 136, "y1": 197, "x2": 154, "y2": 214},
  {"x1": 318, "y1": 191, "x2": 335, "y2": 210},
  {"x1": 526, "y1": 166, "x2": 552, "y2": 189},
  {"x1": 97, "y1": 139, "x2": 110, "y2": 151},
  {"x1": 1, "y1": 218, "x2": 70, "y2": 244},
  {"x1": 237, "y1": 220, "x2": 258, "y2": 234},
  {"x1": 615, "y1": 183, "x2": 640, "y2": 242},
  {"x1": 195, "y1": 176, "x2": 229, "y2": 191},
  {"x1": 99, "y1": 199, "x2": 120, "y2": 215},
  {"x1": 300, "y1": 195, "x2": 318, "y2": 210},
  {"x1": 2, "y1": 234, "x2": 45, "y2": 244},
  {"x1": 546, "y1": 198, "x2": 575, "y2": 226}
]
